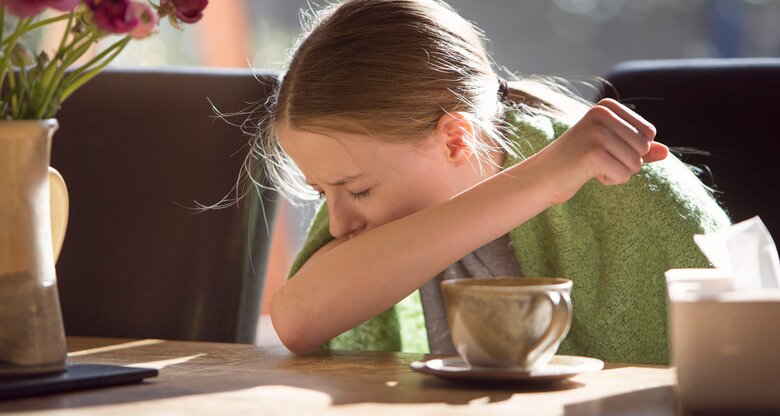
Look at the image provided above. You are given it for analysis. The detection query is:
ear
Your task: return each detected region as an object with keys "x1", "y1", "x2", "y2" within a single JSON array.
[{"x1": 435, "y1": 111, "x2": 475, "y2": 166}]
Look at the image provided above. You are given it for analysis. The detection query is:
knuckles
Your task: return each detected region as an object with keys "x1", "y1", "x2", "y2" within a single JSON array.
[
  {"x1": 589, "y1": 146, "x2": 612, "y2": 168},
  {"x1": 641, "y1": 138, "x2": 653, "y2": 155},
  {"x1": 631, "y1": 158, "x2": 643, "y2": 174},
  {"x1": 592, "y1": 98, "x2": 658, "y2": 141},
  {"x1": 585, "y1": 104, "x2": 613, "y2": 122},
  {"x1": 596, "y1": 97, "x2": 620, "y2": 107},
  {"x1": 645, "y1": 123, "x2": 658, "y2": 140}
]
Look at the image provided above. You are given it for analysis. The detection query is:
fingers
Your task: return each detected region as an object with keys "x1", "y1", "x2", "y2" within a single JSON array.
[
  {"x1": 587, "y1": 103, "x2": 652, "y2": 160},
  {"x1": 580, "y1": 100, "x2": 668, "y2": 186},
  {"x1": 597, "y1": 98, "x2": 656, "y2": 141},
  {"x1": 592, "y1": 147, "x2": 634, "y2": 186},
  {"x1": 645, "y1": 142, "x2": 669, "y2": 163},
  {"x1": 598, "y1": 125, "x2": 644, "y2": 173},
  {"x1": 588, "y1": 99, "x2": 669, "y2": 168},
  {"x1": 552, "y1": 99, "x2": 667, "y2": 198}
]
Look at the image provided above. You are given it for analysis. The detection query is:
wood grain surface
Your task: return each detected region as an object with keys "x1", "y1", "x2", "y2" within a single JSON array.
[{"x1": 0, "y1": 337, "x2": 683, "y2": 415}]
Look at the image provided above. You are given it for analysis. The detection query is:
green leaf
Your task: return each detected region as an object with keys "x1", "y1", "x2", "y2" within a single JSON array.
[
  {"x1": 44, "y1": 94, "x2": 61, "y2": 119},
  {"x1": 28, "y1": 63, "x2": 42, "y2": 78}
]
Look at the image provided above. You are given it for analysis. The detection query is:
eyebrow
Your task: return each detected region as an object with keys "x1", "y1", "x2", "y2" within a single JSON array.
[{"x1": 306, "y1": 174, "x2": 363, "y2": 187}]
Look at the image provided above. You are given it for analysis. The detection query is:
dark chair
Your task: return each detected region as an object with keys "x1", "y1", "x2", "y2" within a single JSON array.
[
  {"x1": 52, "y1": 67, "x2": 280, "y2": 343},
  {"x1": 601, "y1": 58, "x2": 780, "y2": 237}
]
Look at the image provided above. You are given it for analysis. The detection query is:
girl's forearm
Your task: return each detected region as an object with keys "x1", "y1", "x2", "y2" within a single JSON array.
[{"x1": 271, "y1": 154, "x2": 554, "y2": 354}]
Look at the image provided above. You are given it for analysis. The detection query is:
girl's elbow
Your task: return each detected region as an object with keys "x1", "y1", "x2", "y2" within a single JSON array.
[
  {"x1": 269, "y1": 291, "x2": 319, "y2": 355},
  {"x1": 277, "y1": 330, "x2": 315, "y2": 355}
]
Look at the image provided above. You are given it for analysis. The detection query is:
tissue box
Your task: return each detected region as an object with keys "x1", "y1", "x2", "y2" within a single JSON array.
[{"x1": 666, "y1": 268, "x2": 780, "y2": 411}]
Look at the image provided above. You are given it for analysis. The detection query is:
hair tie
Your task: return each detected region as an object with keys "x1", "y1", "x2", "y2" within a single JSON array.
[{"x1": 498, "y1": 77, "x2": 509, "y2": 102}]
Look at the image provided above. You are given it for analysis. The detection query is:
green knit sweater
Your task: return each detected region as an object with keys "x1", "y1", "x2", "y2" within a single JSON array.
[{"x1": 287, "y1": 111, "x2": 731, "y2": 365}]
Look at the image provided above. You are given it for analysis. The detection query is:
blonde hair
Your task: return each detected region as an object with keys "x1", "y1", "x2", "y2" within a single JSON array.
[{"x1": 247, "y1": 0, "x2": 590, "y2": 204}]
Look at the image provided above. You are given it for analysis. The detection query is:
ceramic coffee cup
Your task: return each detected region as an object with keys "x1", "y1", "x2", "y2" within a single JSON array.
[{"x1": 441, "y1": 276, "x2": 572, "y2": 370}]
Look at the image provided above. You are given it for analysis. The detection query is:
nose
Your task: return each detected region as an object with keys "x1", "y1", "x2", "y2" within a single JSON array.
[{"x1": 327, "y1": 200, "x2": 366, "y2": 239}]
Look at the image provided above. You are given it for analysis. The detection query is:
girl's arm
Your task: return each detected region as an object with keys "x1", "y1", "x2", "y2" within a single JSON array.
[{"x1": 271, "y1": 99, "x2": 664, "y2": 354}]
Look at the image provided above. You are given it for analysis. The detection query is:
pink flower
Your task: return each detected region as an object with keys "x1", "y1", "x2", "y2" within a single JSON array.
[
  {"x1": 86, "y1": 0, "x2": 138, "y2": 34},
  {"x1": 160, "y1": 0, "x2": 206, "y2": 24},
  {"x1": 128, "y1": 2, "x2": 157, "y2": 39},
  {"x1": 0, "y1": 0, "x2": 80, "y2": 18}
]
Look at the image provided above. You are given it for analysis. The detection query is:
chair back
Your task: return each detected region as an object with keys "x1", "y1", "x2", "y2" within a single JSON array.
[
  {"x1": 52, "y1": 67, "x2": 279, "y2": 343},
  {"x1": 601, "y1": 58, "x2": 780, "y2": 236}
]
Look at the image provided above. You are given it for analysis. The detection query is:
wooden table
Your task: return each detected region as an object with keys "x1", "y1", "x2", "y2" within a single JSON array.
[{"x1": 0, "y1": 336, "x2": 686, "y2": 415}]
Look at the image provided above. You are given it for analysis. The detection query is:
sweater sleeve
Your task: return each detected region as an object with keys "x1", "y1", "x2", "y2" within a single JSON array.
[
  {"x1": 507, "y1": 113, "x2": 732, "y2": 364},
  {"x1": 288, "y1": 201, "x2": 332, "y2": 280},
  {"x1": 287, "y1": 202, "x2": 404, "y2": 352}
]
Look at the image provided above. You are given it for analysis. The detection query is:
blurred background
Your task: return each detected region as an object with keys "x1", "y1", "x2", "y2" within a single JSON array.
[
  {"x1": 114, "y1": 0, "x2": 780, "y2": 74},
  {"x1": 35, "y1": 0, "x2": 780, "y2": 344}
]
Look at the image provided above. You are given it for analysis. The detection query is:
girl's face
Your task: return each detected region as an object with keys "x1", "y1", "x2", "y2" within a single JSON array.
[{"x1": 278, "y1": 119, "x2": 498, "y2": 240}]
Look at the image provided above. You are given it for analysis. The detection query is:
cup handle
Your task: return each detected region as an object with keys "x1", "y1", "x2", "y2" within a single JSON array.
[
  {"x1": 527, "y1": 290, "x2": 572, "y2": 366},
  {"x1": 48, "y1": 167, "x2": 69, "y2": 263}
]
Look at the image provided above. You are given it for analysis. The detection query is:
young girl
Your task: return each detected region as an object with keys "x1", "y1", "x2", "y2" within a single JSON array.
[{"x1": 255, "y1": 0, "x2": 730, "y2": 365}]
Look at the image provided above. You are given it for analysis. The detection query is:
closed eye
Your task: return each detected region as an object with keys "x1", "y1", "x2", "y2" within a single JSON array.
[{"x1": 351, "y1": 189, "x2": 371, "y2": 201}]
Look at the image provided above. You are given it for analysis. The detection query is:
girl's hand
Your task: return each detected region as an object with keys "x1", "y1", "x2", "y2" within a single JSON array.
[{"x1": 534, "y1": 98, "x2": 668, "y2": 205}]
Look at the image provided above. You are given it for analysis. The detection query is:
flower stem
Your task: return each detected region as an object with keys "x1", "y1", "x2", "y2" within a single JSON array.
[
  {"x1": 60, "y1": 30, "x2": 101, "y2": 69},
  {"x1": 15, "y1": 59, "x2": 29, "y2": 118},
  {"x1": 34, "y1": 29, "x2": 100, "y2": 119},
  {"x1": 32, "y1": 13, "x2": 80, "y2": 117},
  {"x1": 0, "y1": 17, "x2": 33, "y2": 115},
  {"x1": 24, "y1": 13, "x2": 71, "y2": 32},
  {"x1": 0, "y1": 8, "x2": 5, "y2": 46},
  {"x1": 7, "y1": 65, "x2": 18, "y2": 118},
  {"x1": 52, "y1": 26, "x2": 94, "y2": 66},
  {"x1": 57, "y1": 36, "x2": 130, "y2": 111},
  {"x1": 56, "y1": 12, "x2": 75, "y2": 60},
  {"x1": 0, "y1": 14, "x2": 69, "y2": 49},
  {"x1": 61, "y1": 35, "x2": 127, "y2": 88}
]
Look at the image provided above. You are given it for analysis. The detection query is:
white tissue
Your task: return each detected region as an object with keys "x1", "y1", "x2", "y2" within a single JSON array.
[{"x1": 693, "y1": 216, "x2": 780, "y2": 291}]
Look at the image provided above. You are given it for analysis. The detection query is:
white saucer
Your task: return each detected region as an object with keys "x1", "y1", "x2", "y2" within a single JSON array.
[{"x1": 410, "y1": 355, "x2": 604, "y2": 383}]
